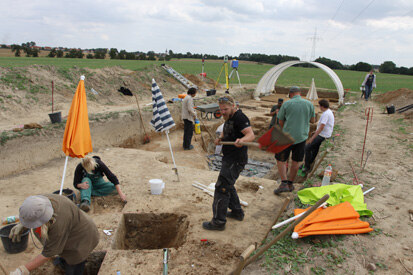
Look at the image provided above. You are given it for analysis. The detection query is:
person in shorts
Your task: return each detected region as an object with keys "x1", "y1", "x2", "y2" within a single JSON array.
[{"x1": 274, "y1": 86, "x2": 315, "y2": 194}]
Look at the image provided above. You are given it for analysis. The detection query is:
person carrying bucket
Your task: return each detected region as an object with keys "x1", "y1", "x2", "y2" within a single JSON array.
[
  {"x1": 74, "y1": 156, "x2": 127, "y2": 212},
  {"x1": 8, "y1": 194, "x2": 99, "y2": 275}
]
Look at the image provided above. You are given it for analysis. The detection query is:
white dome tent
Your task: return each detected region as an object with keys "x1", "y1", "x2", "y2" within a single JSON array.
[{"x1": 254, "y1": 61, "x2": 344, "y2": 104}]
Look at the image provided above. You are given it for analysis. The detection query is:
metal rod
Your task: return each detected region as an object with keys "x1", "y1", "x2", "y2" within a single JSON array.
[
  {"x1": 59, "y1": 156, "x2": 69, "y2": 195},
  {"x1": 272, "y1": 202, "x2": 327, "y2": 230},
  {"x1": 361, "y1": 108, "x2": 373, "y2": 166},
  {"x1": 363, "y1": 187, "x2": 375, "y2": 195},
  {"x1": 163, "y1": 248, "x2": 168, "y2": 275},
  {"x1": 52, "y1": 80, "x2": 54, "y2": 113}
]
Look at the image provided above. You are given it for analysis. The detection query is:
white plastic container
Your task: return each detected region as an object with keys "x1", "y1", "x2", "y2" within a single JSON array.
[
  {"x1": 149, "y1": 179, "x2": 165, "y2": 195},
  {"x1": 321, "y1": 164, "x2": 333, "y2": 186}
]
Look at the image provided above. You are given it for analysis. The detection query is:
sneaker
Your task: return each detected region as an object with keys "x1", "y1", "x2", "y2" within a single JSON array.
[
  {"x1": 202, "y1": 221, "x2": 225, "y2": 231},
  {"x1": 227, "y1": 211, "x2": 244, "y2": 221},
  {"x1": 274, "y1": 182, "x2": 292, "y2": 195},
  {"x1": 80, "y1": 200, "x2": 90, "y2": 212}
]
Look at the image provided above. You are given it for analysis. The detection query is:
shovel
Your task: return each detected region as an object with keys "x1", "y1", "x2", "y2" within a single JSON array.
[{"x1": 220, "y1": 125, "x2": 295, "y2": 154}]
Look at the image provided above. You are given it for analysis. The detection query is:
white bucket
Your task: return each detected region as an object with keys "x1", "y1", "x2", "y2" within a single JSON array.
[{"x1": 149, "y1": 179, "x2": 164, "y2": 195}]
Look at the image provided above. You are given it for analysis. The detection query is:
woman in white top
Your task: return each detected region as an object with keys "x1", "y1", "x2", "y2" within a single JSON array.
[{"x1": 303, "y1": 99, "x2": 334, "y2": 172}]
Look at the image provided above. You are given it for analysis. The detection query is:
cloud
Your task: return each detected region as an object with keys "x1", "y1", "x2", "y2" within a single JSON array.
[
  {"x1": 365, "y1": 16, "x2": 413, "y2": 31},
  {"x1": 0, "y1": 0, "x2": 413, "y2": 67}
]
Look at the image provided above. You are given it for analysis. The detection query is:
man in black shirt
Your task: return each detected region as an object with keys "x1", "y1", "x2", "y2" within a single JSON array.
[{"x1": 202, "y1": 95, "x2": 255, "y2": 231}]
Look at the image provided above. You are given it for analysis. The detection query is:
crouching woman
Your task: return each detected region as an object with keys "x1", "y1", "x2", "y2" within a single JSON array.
[
  {"x1": 9, "y1": 194, "x2": 99, "y2": 275},
  {"x1": 74, "y1": 156, "x2": 127, "y2": 212}
]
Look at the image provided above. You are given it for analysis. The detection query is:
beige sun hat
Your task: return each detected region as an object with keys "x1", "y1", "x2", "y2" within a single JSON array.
[{"x1": 19, "y1": 195, "x2": 54, "y2": 229}]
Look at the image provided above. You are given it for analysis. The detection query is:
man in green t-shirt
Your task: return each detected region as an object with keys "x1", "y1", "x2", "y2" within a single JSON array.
[{"x1": 274, "y1": 86, "x2": 315, "y2": 194}]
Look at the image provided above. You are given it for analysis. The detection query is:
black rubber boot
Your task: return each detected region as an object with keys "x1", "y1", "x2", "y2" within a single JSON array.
[
  {"x1": 202, "y1": 221, "x2": 225, "y2": 231},
  {"x1": 227, "y1": 211, "x2": 244, "y2": 221}
]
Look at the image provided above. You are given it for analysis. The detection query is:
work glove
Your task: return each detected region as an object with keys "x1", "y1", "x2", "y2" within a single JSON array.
[
  {"x1": 8, "y1": 223, "x2": 25, "y2": 243},
  {"x1": 9, "y1": 265, "x2": 30, "y2": 275}
]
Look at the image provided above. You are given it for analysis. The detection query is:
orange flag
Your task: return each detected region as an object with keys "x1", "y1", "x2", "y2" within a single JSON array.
[{"x1": 62, "y1": 76, "x2": 92, "y2": 158}]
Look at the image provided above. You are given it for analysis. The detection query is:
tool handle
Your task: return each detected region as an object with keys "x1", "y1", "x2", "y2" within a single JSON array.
[
  {"x1": 220, "y1": 141, "x2": 260, "y2": 147},
  {"x1": 244, "y1": 195, "x2": 330, "y2": 268}
]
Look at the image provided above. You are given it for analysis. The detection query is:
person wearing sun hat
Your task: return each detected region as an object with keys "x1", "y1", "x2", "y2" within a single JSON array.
[{"x1": 8, "y1": 194, "x2": 99, "y2": 275}]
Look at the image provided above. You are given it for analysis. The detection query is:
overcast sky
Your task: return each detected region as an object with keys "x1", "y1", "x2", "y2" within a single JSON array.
[{"x1": 1, "y1": 0, "x2": 413, "y2": 67}]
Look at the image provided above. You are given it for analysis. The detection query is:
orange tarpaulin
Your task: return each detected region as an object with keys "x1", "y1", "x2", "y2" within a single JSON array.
[
  {"x1": 62, "y1": 76, "x2": 92, "y2": 158},
  {"x1": 292, "y1": 202, "x2": 373, "y2": 238}
]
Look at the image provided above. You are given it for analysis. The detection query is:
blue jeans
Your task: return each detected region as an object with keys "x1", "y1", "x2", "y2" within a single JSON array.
[{"x1": 365, "y1": 85, "x2": 373, "y2": 100}]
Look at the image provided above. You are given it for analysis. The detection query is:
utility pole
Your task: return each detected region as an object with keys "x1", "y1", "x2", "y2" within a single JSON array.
[{"x1": 308, "y1": 28, "x2": 322, "y2": 61}]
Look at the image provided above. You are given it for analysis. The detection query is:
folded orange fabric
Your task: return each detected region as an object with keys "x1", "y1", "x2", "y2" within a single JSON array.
[{"x1": 293, "y1": 202, "x2": 373, "y2": 238}]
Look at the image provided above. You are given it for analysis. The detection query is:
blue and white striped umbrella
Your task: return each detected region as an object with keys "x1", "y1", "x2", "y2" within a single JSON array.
[{"x1": 150, "y1": 79, "x2": 175, "y2": 132}]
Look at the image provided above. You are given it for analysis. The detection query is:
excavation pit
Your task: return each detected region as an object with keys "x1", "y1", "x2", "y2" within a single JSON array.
[{"x1": 113, "y1": 213, "x2": 189, "y2": 250}]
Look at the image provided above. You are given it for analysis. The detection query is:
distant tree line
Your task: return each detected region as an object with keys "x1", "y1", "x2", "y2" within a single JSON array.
[
  {"x1": 314, "y1": 57, "x2": 413, "y2": 75},
  {"x1": 10, "y1": 41, "x2": 39, "y2": 57},
  {"x1": 108, "y1": 48, "x2": 156, "y2": 60},
  {"x1": 2, "y1": 41, "x2": 413, "y2": 75}
]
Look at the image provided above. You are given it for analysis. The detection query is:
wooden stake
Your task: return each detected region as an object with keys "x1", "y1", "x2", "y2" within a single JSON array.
[
  {"x1": 232, "y1": 245, "x2": 255, "y2": 275},
  {"x1": 261, "y1": 197, "x2": 291, "y2": 244},
  {"x1": 0, "y1": 260, "x2": 8, "y2": 275},
  {"x1": 242, "y1": 195, "x2": 330, "y2": 269},
  {"x1": 307, "y1": 151, "x2": 327, "y2": 179}
]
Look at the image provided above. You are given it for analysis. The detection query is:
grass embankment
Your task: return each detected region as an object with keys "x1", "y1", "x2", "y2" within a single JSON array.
[{"x1": 0, "y1": 57, "x2": 411, "y2": 93}]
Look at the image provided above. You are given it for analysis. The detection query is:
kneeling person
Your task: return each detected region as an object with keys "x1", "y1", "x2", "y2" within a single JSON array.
[
  {"x1": 202, "y1": 95, "x2": 255, "y2": 231},
  {"x1": 74, "y1": 156, "x2": 127, "y2": 212},
  {"x1": 9, "y1": 194, "x2": 99, "y2": 275}
]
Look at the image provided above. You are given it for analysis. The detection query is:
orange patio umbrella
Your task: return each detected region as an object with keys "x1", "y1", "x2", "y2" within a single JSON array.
[
  {"x1": 59, "y1": 75, "x2": 93, "y2": 194},
  {"x1": 292, "y1": 201, "x2": 373, "y2": 239}
]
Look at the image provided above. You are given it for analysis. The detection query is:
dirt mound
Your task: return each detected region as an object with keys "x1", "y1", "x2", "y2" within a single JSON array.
[
  {"x1": 184, "y1": 74, "x2": 219, "y2": 90},
  {"x1": 375, "y1": 88, "x2": 413, "y2": 104},
  {"x1": 375, "y1": 88, "x2": 413, "y2": 119},
  {"x1": 0, "y1": 64, "x2": 184, "y2": 130}
]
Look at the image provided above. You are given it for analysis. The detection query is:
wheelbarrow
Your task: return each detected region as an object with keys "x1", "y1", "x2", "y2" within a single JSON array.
[{"x1": 195, "y1": 103, "x2": 221, "y2": 120}]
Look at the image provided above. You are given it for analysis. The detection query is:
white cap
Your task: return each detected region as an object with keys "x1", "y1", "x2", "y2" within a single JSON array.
[{"x1": 80, "y1": 75, "x2": 85, "y2": 81}]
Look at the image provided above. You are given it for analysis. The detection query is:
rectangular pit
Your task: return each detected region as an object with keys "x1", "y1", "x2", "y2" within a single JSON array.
[{"x1": 113, "y1": 213, "x2": 189, "y2": 250}]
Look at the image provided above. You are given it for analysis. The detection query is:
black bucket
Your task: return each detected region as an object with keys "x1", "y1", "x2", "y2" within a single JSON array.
[
  {"x1": 206, "y1": 89, "x2": 216, "y2": 96},
  {"x1": 48, "y1": 111, "x2": 62, "y2": 124},
  {"x1": 0, "y1": 224, "x2": 30, "y2": 254},
  {"x1": 53, "y1": 188, "x2": 75, "y2": 202},
  {"x1": 386, "y1": 105, "x2": 395, "y2": 114}
]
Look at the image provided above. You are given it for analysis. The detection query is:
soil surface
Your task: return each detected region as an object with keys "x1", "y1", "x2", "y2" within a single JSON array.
[{"x1": 0, "y1": 66, "x2": 412, "y2": 274}]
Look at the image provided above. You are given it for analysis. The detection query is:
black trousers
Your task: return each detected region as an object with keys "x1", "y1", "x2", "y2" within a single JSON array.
[
  {"x1": 304, "y1": 135, "x2": 325, "y2": 170},
  {"x1": 212, "y1": 160, "x2": 245, "y2": 225},
  {"x1": 183, "y1": 119, "x2": 194, "y2": 149}
]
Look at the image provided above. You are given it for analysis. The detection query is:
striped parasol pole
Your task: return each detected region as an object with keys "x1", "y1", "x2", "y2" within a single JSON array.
[{"x1": 150, "y1": 79, "x2": 179, "y2": 181}]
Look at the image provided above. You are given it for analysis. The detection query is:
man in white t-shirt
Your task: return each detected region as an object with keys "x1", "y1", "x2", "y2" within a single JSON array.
[{"x1": 303, "y1": 99, "x2": 334, "y2": 172}]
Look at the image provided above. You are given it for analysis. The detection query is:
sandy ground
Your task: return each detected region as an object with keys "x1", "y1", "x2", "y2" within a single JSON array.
[{"x1": 0, "y1": 65, "x2": 412, "y2": 274}]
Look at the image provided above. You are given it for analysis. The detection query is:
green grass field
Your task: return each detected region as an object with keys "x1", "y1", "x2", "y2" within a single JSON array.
[{"x1": 0, "y1": 57, "x2": 411, "y2": 93}]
